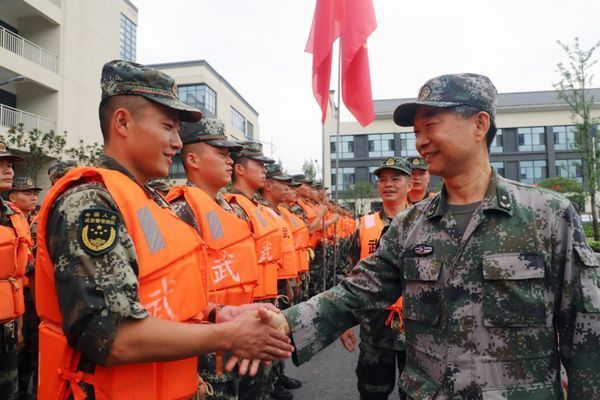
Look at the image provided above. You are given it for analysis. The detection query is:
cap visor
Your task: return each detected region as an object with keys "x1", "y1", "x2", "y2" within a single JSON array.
[
  {"x1": 145, "y1": 95, "x2": 203, "y2": 122},
  {"x1": 249, "y1": 155, "x2": 275, "y2": 164},
  {"x1": 393, "y1": 101, "x2": 462, "y2": 126},
  {"x1": 0, "y1": 154, "x2": 24, "y2": 162},
  {"x1": 207, "y1": 139, "x2": 243, "y2": 151}
]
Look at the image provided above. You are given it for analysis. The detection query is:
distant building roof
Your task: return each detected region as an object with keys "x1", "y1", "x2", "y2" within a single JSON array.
[
  {"x1": 373, "y1": 88, "x2": 600, "y2": 116},
  {"x1": 150, "y1": 60, "x2": 259, "y2": 117}
]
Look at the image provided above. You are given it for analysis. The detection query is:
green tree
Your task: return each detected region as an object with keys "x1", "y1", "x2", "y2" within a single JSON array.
[
  {"x1": 65, "y1": 139, "x2": 103, "y2": 166},
  {"x1": 554, "y1": 37, "x2": 600, "y2": 240},
  {"x1": 343, "y1": 181, "x2": 375, "y2": 216},
  {"x1": 536, "y1": 176, "x2": 586, "y2": 212},
  {"x1": 302, "y1": 159, "x2": 317, "y2": 181},
  {"x1": 0, "y1": 124, "x2": 67, "y2": 184}
]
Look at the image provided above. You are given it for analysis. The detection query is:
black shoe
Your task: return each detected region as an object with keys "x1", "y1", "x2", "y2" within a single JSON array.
[
  {"x1": 279, "y1": 374, "x2": 302, "y2": 390},
  {"x1": 273, "y1": 383, "x2": 294, "y2": 400}
]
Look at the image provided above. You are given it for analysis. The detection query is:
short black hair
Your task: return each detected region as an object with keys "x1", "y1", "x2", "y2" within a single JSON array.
[
  {"x1": 451, "y1": 105, "x2": 497, "y2": 150},
  {"x1": 98, "y1": 95, "x2": 147, "y2": 142}
]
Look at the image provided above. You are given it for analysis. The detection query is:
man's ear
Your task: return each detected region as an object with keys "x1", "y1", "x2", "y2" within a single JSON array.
[
  {"x1": 234, "y1": 163, "x2": 245, "y2": 177},
  {"x1": 112, "y1": 108, "x2": 132, "y2": 139},
  {"x1": 473, "y1": 111, "x2": 491, "y2": 144}
]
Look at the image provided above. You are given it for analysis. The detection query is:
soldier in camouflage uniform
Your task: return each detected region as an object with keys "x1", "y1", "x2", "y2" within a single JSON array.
[
  {"x1": 8, "y1": 177, "x2": 41, "y2": 400},
  {"x1": 36, "y1": 60, "x2": 292, "y2": 399},
  {"x1": 271, "y1": 73, "x2": 600, "y2": 399},
  {"x1": 167, "y1": 118, "x2": 245, "y2": 400},
  {"x1": 147, "y1": 179, "x2": 172, "y2": 197},
  {"x1": 48, "y1": 159, "x2": 78, "y2": 185},
  {"x1": 0, "y1": 145, "x2": 26, "y2": 400},
  {"x1": 406, "y1": 156, "x2": 435, "y2": 205},
  {"x1": 340, "y1": 156, "x2": 412, "y2": 400}
]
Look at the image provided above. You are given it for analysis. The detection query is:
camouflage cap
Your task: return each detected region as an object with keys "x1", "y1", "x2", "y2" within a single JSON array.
[
  {"x1": 48, "y1": 159, "x2": 78, "y2": 182},
  {"x1": 101, "y1": 60, "x2": 202, "y2": 122},
  {"x1": 231, "y1": 141, "x2": 274, "y2": 164},
  {"x1": 373, "y1": 156, "x2": 411, "y2": 177},
  {"x1": 147, "y1": 179, "x2": 172, "y2": 193},
  {"x1": 180, "y1": 118, "x2": 242, "y2": 150},
  {"x1": 0, "y1": 143, "x2": 23, "y2": 162},
  {"x1": 393, "y1": 73, "x2": 497, "y2": 126},
  {"x1": 10, "y1": 177, "x2": 41, "y2": 192},
  {"x1": 407, "y1": 156, "x2": 428, "y2": 171},
  {"x1": 266, "y1": 164, "x2": 293, "y2": 181}
]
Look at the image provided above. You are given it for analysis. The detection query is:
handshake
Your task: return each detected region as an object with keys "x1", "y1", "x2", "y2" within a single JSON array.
[{"x1": 217, "y1": 303, "x2": 292, "y2": 376}]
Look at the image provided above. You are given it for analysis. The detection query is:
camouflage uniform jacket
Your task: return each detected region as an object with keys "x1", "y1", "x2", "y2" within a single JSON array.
[
  {"x1": 45, "y1": 155, "x2": 161, "y2": 387},
  {"x1": 284, "y1": 170, "x2": 600, "y2": 399}
]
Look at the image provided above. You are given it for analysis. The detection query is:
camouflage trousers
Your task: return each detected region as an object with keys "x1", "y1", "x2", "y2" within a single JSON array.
[
  {"x1": 356, "y1": 340, "x2": 406, "y2": 400},
  {"x1": 0, "y1": 319, "x2": 19, "y2": 400},
  {"x1": 18, "y1": 289, "x2": 38, "y2": 400},
  {"x1": 199, "y1": 352, "x2": 240, "y2": 400}
]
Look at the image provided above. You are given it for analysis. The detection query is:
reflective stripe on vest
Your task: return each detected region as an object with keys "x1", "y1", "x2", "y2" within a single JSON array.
[
  {"x1": 264, "y1": 207, "x2": 299, "y2": 280},
  {"x1": 225, "y1": 193, "x2": 281, "y2": 299},
  {"x1": 0, "y1": 204, "x2": 31, "y2": 321},
  {"x1": 35, "y1": 167, "x2": 208, "y2": 400},
  {"x1": 167, "y1": 186, "x2": 258, "y2": 306},
  {"x1": 358, "y1": 213, "x2": 385, "y2": 260},
  {"x1": 279, "y1": 206, "x2": 309, "y2": 274}
]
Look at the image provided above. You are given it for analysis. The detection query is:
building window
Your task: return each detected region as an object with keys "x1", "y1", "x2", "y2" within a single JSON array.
[
  {"x1": 491, "y1": 161, "x2": 505, "y2": 177},
  {"x1": 169, "y1": 154, "x2": 186, "y2": 179},
  {"x1": 399, "y1": 133, "x2": 418, "y2": 156},
  {"x1": 368, "y1": 134, "x2": 395, "y2": 158},
  {"x1": 519, "y1": 160, "x2": 547, "y2": 184},
  {"x1": 556, "y1": 159, "x2": 583, "y2": 183},
  {"x1": 330, "y1": 136, "x2": 354, "y2": 159},
  {"x1": 553, "y1": 125, "x2": 576, "y2": 151},
  {"x1": 120, "y1": 14, "x2": 137, "y2": 61},
  {"x1": 490, "y1": 129, "x2": 503, "y2": 153},
  {"x1": 246, "y1": 122, "x2": 254, "y2": 140},
  {"x1": 178, "y1": 84, "x2": 217, "y2": 117},
  {"x1": 369, "y1": 166, "x2": 378, "y2": 184},
  {"x1": 518, "y1": 127, "x2": 546, "y2": 152},
  {"x1": 231, "y1": 107, "x2": 248, "y2": 137},
  {"x1": 331, "y1": 167, "x2": 355, "y2": 191}
]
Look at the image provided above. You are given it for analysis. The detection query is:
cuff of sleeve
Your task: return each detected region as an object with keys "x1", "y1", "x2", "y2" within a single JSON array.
[{"x1": 283, "y1": 302, "x2": 324, "y2": 366}]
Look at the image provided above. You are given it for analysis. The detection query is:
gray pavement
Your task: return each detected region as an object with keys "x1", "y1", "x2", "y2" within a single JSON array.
[{"x1": 284, "y1": 326, "x2": 400, "y2": 400}]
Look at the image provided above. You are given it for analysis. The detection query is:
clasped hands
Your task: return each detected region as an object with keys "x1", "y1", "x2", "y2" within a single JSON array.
[{"x1": 216, "y1": 303, "x2": 292, "y2": 376}]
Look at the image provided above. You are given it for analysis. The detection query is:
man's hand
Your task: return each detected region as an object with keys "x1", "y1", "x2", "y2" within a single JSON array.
[
  {"x1": 339, "y1": 328, "x2": 357, "y2": 352},
  {"x1": 217, "y1": 302, "x2": 280, "y2": 323},
  {"x1": 224, "y1": 307, "x2": 293, "y2": 362}
]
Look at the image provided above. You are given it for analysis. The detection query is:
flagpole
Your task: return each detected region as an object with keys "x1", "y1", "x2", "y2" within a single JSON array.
[{"x1": 332, "y1": 42, "x2": 342, "y2": 288}]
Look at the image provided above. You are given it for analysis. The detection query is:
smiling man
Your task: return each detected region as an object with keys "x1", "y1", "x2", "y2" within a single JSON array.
[
  {"x1": 34, "y1": 60, "x2": 292, "y2": 400},
  {"x1": 340, "y1": 156, "x2": 411, "y2": 400},
  {"x1": 267, "y1": 73, "x2": 600, "y2": 399}
]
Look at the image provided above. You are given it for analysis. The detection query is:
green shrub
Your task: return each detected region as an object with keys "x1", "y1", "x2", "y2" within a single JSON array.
[
  {"x1": 583, "y1": 222, "x2": 594, "y2": 238},
  {"x1": 589, "y1": 240, "x2": 600, "y2": 252}
]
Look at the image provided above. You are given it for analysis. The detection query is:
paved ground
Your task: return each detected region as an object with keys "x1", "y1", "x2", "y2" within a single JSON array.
[{"x1": 284, "y1": 326, "x2": 400, "y2": 400}]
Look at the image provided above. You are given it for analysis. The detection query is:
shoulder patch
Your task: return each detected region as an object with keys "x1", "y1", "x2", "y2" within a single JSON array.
[{"x1": 78, "y1": 208, "x2": 120, "y2": 256}]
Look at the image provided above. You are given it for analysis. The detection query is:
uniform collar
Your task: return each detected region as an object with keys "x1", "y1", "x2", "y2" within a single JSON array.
[
  {"x1": 425, "y1": 169, "x2": 513, "y2": 221},
  {"x1": 0, "y1": 197, "x2": 16, "y2": 216}
]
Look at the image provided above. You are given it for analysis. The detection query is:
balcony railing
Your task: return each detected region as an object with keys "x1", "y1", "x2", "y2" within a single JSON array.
[
  {"x1": 0, "y1": 104, "x2": 56, "y2": 133},
  {"x1": 0, "y1": 26, "x2": 58, "y2": 73}
]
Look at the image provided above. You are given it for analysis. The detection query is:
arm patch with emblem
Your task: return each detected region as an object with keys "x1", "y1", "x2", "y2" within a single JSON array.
[{"x1": 78, "y1": 208, "x2": 120, "y2": 256}]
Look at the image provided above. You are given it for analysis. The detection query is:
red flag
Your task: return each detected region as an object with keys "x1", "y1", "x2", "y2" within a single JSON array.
[
  {"x1": 341, "y1": 0, "x2": 376, "y2": 127},
  {"x1": 305, "y1": 0, "x2": 344, "y2": 124},
  {"x1": 306, "y1": 0, "x2": 377, "y2": 127}
]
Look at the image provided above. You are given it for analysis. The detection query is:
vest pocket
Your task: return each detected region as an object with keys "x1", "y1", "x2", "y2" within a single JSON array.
[
  {"x1": 403, "y1": 257, "x2": 442, "y2": 325},
  {"x1": 482, "y1": 253, "x2": 546, "y2": 327},
  {"x1": 575, "y1": 245, "x2": 600, "y2": 313}
]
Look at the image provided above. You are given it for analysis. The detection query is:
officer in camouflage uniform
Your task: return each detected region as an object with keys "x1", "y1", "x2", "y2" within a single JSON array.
[
  {"x1": 37, "y1": 60, "x2": 293, "y2": 399},
  {"x1": 48, "y1": 160, "x2": 78, "y2": 185},
  {"x1": 273, "y1": 73, "x2": 600, "y2": 399}
]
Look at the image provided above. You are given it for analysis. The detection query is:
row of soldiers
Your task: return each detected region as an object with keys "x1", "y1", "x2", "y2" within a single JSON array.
[{"x1": 0, "y1": 59, "x2": 359, "y2": 400}]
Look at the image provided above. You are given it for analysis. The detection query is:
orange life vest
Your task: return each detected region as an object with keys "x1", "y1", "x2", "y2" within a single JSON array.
[
  {"x1": 35, "y1": 167, "x2": 208, "y2": 400},
  {"x1": 225, "y1": 193, "x2": 281, "y2": 300},
  {"x1": 264, "y1": 207, "x2": 298, "y2": 280},
  {"x1": 0, "y1": 202, "x2": 32, "y2": 322},
  {"x1": 297, "y1": 200, "x2": 321, "y2": 248},
  {"x1": 358, "y1": 212, "x2": 385, "y2": 260},
  {"x1": 167, "y1": 185, "x2": 258, "y2": 306},
  {"x1": 279, "y1": 206, "x2": 309, "y2": 274}
]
